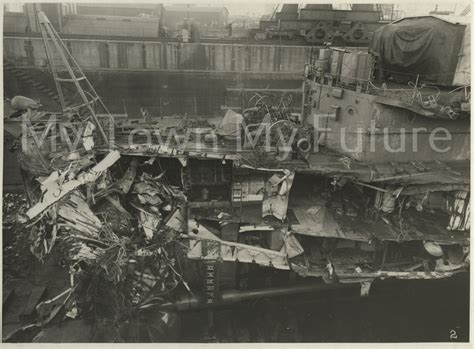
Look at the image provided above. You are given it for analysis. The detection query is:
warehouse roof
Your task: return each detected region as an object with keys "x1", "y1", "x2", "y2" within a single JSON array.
[
  {"x1": 77, "y1": 3, "x2": 162, "y2": 10},
  {"x1": 164, "y1": 5, "x2": 228, "y2": 14}
]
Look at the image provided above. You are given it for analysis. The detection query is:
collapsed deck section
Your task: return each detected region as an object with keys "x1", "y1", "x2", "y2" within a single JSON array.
[{"x1": 17, "y1": 105, "x2": 470, "y2": 289}]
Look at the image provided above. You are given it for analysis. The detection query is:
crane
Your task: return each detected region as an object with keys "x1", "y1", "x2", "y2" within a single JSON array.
[{"x1": 36, "y1": 9, "x2": 113, "y2": 145}]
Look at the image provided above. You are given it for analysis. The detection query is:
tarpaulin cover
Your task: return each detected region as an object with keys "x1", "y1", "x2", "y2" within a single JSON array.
[
  {"x1": 370, "y1": 16, "x2": 466, "y2": 85},
  {"x1": 453, "y1": 22, "x2": 470, "y2": 86}
]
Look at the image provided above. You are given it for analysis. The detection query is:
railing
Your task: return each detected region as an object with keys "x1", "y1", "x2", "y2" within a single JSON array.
[{"x1": 307, "y1": 60, "x2": 471, "y2": 120}]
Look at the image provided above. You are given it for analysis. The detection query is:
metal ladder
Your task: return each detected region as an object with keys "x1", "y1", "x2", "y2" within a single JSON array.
[{"x1": 36, "y1": 9, "x2": 112, "y2": 145}]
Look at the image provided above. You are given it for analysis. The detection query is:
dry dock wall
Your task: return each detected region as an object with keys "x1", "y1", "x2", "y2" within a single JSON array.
[{"x1": 4, "y1": 37, "x2": 315, "y2": 79}]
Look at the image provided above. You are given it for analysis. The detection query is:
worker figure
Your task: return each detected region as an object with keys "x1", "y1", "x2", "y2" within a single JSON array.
[
  {"x1": 182, "y1": 28, "x2": 190, "y2": 43},
  {"x1": 140, "y1": 107, "x2": 150, "y2": 122}
]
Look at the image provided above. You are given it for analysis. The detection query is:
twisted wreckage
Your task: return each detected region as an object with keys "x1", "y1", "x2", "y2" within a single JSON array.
[{"x1": 5, "y1": 13, "x2": 470, "y2": 341}]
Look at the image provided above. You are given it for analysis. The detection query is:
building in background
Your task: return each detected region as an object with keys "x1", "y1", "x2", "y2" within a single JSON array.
[
  {"x1": 4, "y1": 3, "x2": 165, "y2": 38},
  {"x1": 76, "y1": 3, "x2": 164, "y2": 18},
  {"x1": 162, "y1": 5, "x2": 228, "y2": 29}
]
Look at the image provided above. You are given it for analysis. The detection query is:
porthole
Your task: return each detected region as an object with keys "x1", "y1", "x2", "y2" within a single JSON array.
[{"x1": 346, "y1": 106, "x2": 357, "y2": 116}]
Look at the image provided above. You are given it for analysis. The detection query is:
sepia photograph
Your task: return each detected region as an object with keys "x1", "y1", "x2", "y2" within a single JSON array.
[{"x1": 2, "y1": 0, "x2": 471, "y2": 343}]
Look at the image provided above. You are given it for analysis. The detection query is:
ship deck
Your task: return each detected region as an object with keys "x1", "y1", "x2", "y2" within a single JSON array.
[{"x1": 110, "y1": 136, "x2": 470, "y2": 186}]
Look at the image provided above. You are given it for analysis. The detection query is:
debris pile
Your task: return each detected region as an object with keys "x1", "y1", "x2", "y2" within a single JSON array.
[
  {"x1": 3, "y1": 192, "x2": 35, "y2": 280},
  {"x1": 10, "y1": 148, "x2": 189, "y2": 342}
]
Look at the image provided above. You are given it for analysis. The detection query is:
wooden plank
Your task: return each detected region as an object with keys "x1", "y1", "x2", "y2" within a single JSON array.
[{"x1": 19, "y1": 285, "x2": 47, "y2": 321}]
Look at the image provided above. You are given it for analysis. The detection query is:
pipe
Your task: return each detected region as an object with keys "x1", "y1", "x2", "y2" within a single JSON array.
[{"x1": 158, "y1": 282, "x2": 356, "y2": 311}]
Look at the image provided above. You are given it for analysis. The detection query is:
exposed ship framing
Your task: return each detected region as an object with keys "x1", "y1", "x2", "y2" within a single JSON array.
[{"x1": 3, "y1": 7, "x2": 471, "y2": 342}]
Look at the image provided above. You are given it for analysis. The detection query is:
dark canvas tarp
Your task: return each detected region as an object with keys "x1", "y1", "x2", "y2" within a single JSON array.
[{"x1": 370, "y1": 16, "x2": 466, "y2": 85}]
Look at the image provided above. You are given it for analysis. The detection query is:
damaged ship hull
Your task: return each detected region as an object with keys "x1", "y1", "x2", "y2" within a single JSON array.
[{"x1": 4, "y1": 10, "x2": 470, "y2": 343}]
